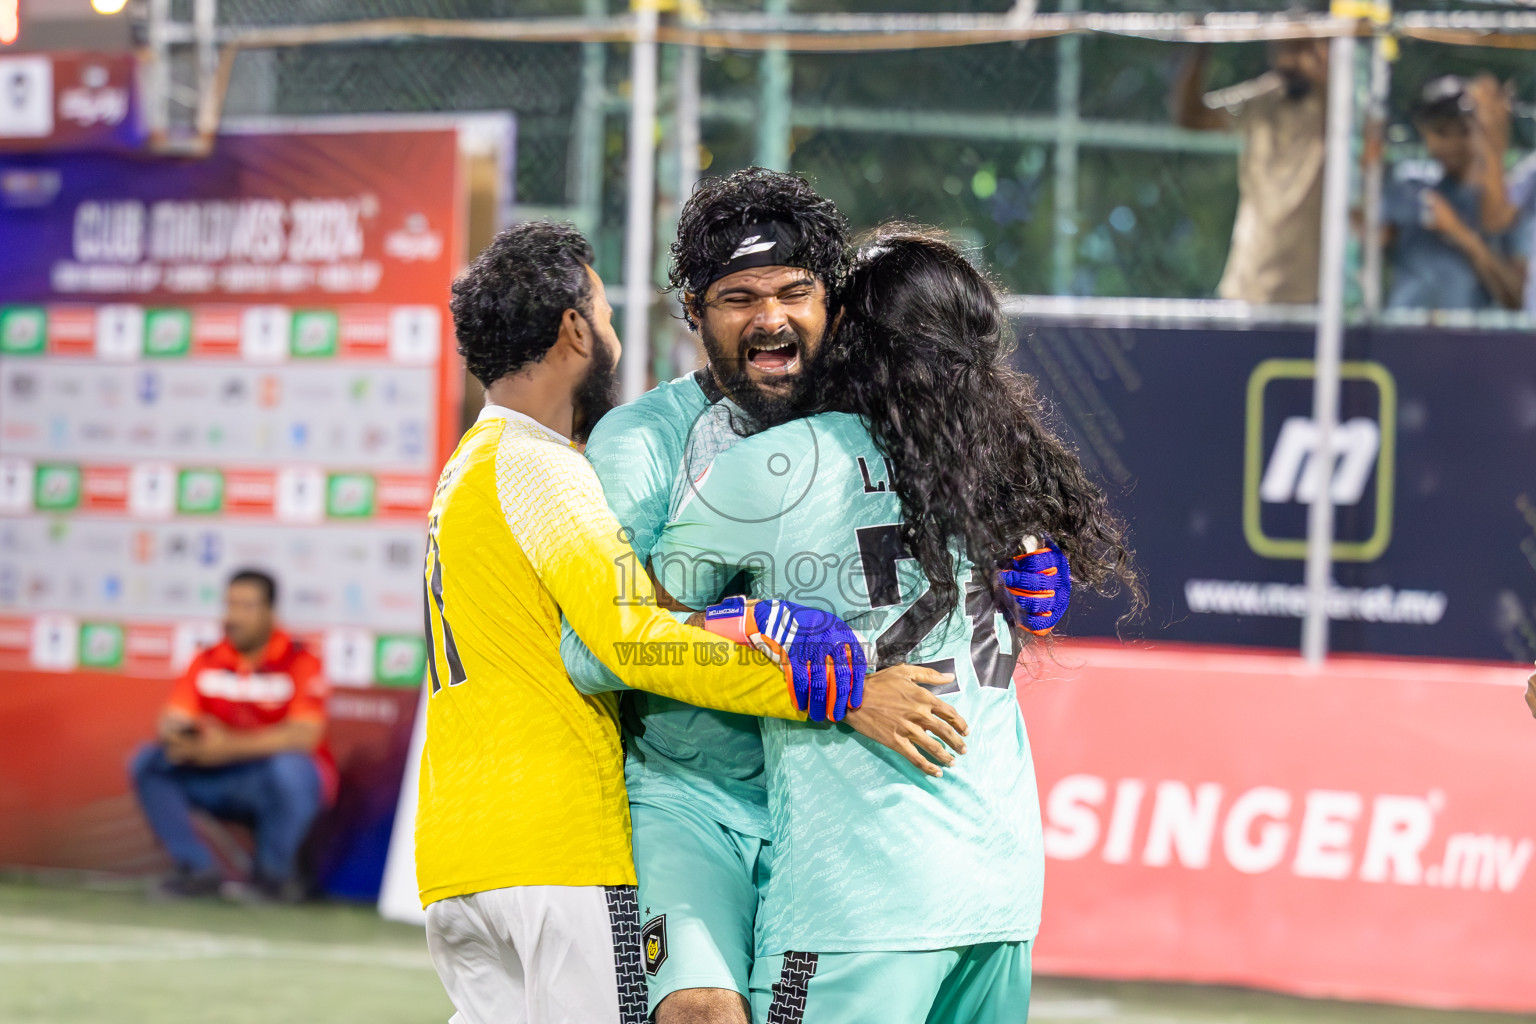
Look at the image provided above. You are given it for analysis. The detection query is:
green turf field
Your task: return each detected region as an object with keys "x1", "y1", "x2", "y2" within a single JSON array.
[
  {"x1": 0, "y1": 877, "x2": 450, "y2": 1024},
  {"x1": 0, "y1": 877, "x2": 1526, "y2": 1024}
]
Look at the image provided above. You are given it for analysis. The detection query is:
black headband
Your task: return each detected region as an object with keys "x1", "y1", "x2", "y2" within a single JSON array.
[{"x1": 702, "y1": 221, "x2": 805, "y2": 289}]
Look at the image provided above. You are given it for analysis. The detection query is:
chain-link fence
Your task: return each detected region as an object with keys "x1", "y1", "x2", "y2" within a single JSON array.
[{"x1": 151, "y1": 0, "x2": 1536, "y2": 365}]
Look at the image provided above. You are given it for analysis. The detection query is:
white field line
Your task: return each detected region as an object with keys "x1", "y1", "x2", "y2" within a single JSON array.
[
  {"x1": 1029, "y1": 1000, "x2": 1231, "y2": 1024},
  {"x1": 0, "y1": 914, "x2": 435, "y2": 970},
  {"x1": 1030, "y1": 999, "x2": 1123, "y2": 1018},
  {"x1": 0, "y1": 918, "x2": 1236, "y2": 1023}
]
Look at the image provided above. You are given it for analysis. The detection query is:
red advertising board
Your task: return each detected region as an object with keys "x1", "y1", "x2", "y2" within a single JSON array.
[
  {"x1": 1023, "y1": 641, "x2": 1536, "y2": 1012},
  {"x1": 0, "y1": 126, "x2": 469, "y2": 897},
  {"x1": 0, "y1": 666, "x2": 419, "y2": 889},
  {"x1": 0, "y1": 52, "x2": 141, "y2": 153}
]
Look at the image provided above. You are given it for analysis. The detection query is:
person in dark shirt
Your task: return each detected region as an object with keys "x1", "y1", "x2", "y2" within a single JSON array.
[{"x1": 1384, "y1": 75, "x2": 1527, "y2": 311}]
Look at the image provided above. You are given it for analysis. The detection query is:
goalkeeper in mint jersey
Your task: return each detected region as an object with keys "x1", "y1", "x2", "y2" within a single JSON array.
[
  {"x1": 562, "y1": 171, "x2": 1079, "y2": 1023},
  {"x1": 649, "y1": 232, "x2": 1141, "y2": 1022},
  {"x1": 561, "y1": 172, "x2": 980, "y2": 1023}
]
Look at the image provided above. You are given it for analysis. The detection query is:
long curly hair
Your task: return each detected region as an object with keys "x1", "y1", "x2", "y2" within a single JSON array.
[{"x1": 811, "y1": 229, "x2": 1143, "y2": 631}]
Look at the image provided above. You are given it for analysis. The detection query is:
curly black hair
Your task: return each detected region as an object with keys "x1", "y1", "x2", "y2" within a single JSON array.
[
  {"x1": 451, "y1": 221, "x2": 595, "y2": 388},
  {"x1": 811, "y1": 229, "x2": 1143, "y2": 647},
  {"x1": 668, "y1": 167, "x2": 850, "y2": 329}
]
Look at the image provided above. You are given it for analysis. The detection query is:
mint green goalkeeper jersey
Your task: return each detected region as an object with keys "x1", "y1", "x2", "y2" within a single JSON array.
[
  {"x1": 650, "y1": 411, "x2": 1045, "y2": 954},
  {"x1": 558, "y1": 372, "x2": 775, "y2": 838}
]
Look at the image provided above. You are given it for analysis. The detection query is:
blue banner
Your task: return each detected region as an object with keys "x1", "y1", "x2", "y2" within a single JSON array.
[{"x1": 1014, "y1": 322, "x2": 1536, "y2": 664}]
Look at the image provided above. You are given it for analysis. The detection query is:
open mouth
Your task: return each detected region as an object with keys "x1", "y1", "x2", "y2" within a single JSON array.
[{"x1": 745, "y1": 338, "x2": 800, "y2": 376}]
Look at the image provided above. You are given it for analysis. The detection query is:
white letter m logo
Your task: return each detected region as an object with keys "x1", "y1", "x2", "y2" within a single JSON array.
[{"x1": 1259, "y1": 416, "x2": 1381, "y2": 506}]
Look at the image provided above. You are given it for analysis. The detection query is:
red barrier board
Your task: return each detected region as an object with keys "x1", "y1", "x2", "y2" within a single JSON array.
[
  {"x1": 1022, "y1": 642, "x2": 1535, "y2": 1013},
  {"x1": 0, "y1": 668, "x2": 418, "y2": 882}
]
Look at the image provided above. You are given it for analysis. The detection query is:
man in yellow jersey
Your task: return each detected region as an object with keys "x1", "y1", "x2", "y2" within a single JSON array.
[{"x1": 417, "y1": 222, "x2": 960, "y2": 1024}]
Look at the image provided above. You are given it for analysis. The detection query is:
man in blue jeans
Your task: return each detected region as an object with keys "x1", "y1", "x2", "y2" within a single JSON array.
[{"x1": 130, "y1": 570, "x2": 334, "y2": 902}]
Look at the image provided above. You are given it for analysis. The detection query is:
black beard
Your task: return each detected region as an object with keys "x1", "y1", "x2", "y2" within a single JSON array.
[
  {"x1": 700, "y1": 323, "x2": 819, "y2": 430},
  {"x1": 571, "y1": 330, "x2": 620, "y2": 443}
]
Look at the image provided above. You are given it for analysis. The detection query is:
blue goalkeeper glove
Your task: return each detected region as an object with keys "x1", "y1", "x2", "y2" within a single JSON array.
[
  {"x1": 999, "y1": 538, "x2": 1072, "y2": 635},
  {"x1": 703, "y1": 596, "x2": 867, "y2": 722}
]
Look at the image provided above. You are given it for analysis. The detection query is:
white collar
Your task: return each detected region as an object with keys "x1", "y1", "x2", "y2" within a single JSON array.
[{"x1": 477, "y1": 404, "x2": 572, "y2": 446}]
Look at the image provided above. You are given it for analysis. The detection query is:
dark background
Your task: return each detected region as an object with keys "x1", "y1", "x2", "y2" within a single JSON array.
[{"x1": 1014, "y1": 321, "x2": 1536, "y2": 663}]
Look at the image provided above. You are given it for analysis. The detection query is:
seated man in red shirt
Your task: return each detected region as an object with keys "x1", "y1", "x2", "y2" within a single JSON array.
[{"x1": 130, "y1": 569, "x2": 334, "y2": 901}]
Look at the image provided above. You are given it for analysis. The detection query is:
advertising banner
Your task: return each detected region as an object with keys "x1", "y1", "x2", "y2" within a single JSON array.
[
  {"x1": 1015, "y1": 322, "x2": 1536, "y2": 664},
  {"x1": 0, "y1": 52, "x2": 142, "y2": 153},
  {"x1": 1023, "y1": 641, "x2": 1535, "y2": 1012},
  {"x1": 0, "y1": 128, "x2": 464, "y2": 893}
]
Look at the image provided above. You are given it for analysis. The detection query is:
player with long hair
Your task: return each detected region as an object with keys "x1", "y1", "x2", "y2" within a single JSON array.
[
  {"x1": 649, "y1": 229, "x2": 1140, "y2": 1020},
  {"x1": 561, "y1": 173, "x2": 1074, "y2": 1023},
  {"x1": 811, "y1": 230, "x2": 1139, "y2": 647}
]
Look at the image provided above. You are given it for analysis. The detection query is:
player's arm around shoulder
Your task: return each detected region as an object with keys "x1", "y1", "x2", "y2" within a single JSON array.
[{"x1": 503, "y1": 436, "x2": 803, "y2": 721}]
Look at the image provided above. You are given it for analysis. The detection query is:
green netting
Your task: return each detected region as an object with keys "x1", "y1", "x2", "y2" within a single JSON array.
[{"x1": 196, "y1": 3, "x2": 1536, "y2": 301}]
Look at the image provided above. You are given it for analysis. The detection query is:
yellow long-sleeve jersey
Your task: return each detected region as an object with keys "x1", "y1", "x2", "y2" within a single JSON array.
[{"x1": 415, "y1": 406, "x2": 802, "y2": 906}]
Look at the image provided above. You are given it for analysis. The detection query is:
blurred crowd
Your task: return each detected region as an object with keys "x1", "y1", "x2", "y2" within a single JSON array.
[{"x1": 1176, "y1": 39, "x2": 1534, "y2": 314}]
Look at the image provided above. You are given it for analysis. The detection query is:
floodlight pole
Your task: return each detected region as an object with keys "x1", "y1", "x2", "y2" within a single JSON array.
[
  {"x1": 678, "y1": 39, "x2": 701, "y2": 197},
  {"x1": 194, "y1": 0, "x2": 218, "y2": 117},
  {"x1": 757, "y1": 0, "x2": 792, "y2": 171},
  {"x1": 1360, "y1": 40, "x2": 1389, "y2": 313},
  {"x1": 1301, "y1": 31, "x2": 1357, "y2": 666},
  {"x1": 571, "y1": 0, "x2": 609, "y2": 238},
  {"x1": 622, "y1": 0, "x2": 661, "y2": 403},
  {"x1": 145, "y1": 0, "x2": 172, "y2": 139},
  {"x1": 1052, "y1": 0, "x2": 1082, "y2": 295}
]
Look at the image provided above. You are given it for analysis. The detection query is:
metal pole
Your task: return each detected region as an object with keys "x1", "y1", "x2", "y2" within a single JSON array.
[
  {"x1": 570, "y1": 0, "x2": 609, "y2": 238},
  {"x1": 194, "y1": 0, "x2": 218, "y2": 115},
  {"x1": 1361, "y1": 31, "x2": 1391, "y2": 315},
  {"x1": 622, "y1": 0, "x2": 660, "y2": 403},
  {"x1": 678, "y1": 41, "x2": 701, "y2": 197},
  {"x1": 1301, "y1": 32, "x2": 1357, "y2": 666},
  {"x1": 1052, "y1": 0, "x2": 1082, "y2": 295},
  {"x1": 651, "y1": 43, "x2": 681, "y2": 384},
  {"x1": 145, "y1": 0, "x2": 173, "y2": 140},
  {"x1": 757, "y1": 0, "x2": 791, "y2": 171}
]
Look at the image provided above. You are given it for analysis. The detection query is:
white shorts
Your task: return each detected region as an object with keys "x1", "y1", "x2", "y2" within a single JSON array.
[{"x1": 425, "y1": 884, "x2": 646, "y2": 1024}]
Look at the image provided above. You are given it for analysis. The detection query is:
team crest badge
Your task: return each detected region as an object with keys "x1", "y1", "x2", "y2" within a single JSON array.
[{"x1": 641, "y1": 915, "x2": 667, "y2": 975}]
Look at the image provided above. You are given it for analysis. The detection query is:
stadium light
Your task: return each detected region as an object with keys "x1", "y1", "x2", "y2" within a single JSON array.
[
  {"x1": 0, "y1": 0, "x2": 17, "y2": 44},
  {"x1": 91, "y1": 0, "x2": 128, "y2": 14}
]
